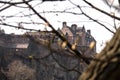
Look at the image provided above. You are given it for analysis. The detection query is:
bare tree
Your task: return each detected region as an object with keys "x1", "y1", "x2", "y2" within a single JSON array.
[{"x1": 0, "y1": 0, "x2": 120, "y2": 80}]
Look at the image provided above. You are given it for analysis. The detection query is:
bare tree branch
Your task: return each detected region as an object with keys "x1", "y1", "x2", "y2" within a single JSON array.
[
  {"x1": 69, "y1": 0, "x2": 115, "y2": 34},
  {"x1": 0, "y1": 22, "x2": 40, "y2": 32},
  {"x1": 0, "y1": 0, "x2": 33, "y2": 5},
  {"x1": 23, "y1": 0, "x2": 91, "y2": 64},
  {"x1": 83, "y1": 0, "x2": 120, "y2": 21},
  {"x1": 0, "y1": 4, "x2": 12, "y2": 12}
]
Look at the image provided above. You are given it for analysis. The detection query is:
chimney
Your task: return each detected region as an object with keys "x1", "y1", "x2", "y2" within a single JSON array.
[
  {"x1": 71, "y1": 24, "x2": 77, "y2": 34},
  {"x1": 87, "y1": 30, "x2": 91, "y2": 34},
  {"x1": 63, "y1": 22, "x2": 67, "y2": 27}
]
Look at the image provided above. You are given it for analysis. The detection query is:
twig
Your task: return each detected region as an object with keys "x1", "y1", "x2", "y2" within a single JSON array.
[
  {"x1": 83, "y1": 0, "x2": 120, "y2": 21},
  {"x1": 69, "y1": 0, "x2": 115, "y2": 34}
]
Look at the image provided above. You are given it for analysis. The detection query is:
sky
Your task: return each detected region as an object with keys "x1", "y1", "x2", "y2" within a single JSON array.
[{"x1": 0, "y1": 0, "x2": 120, "y2": 52}]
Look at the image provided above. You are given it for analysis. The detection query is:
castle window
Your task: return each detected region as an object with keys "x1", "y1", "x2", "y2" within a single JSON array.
[{"x1": 16, "y1": 49, "x2": 18, "y2": 51}]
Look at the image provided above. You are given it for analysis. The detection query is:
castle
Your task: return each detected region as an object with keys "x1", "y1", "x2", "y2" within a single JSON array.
[
  {"x1": 0, "y1": 22, "x2": 96, "y2": 80},
  {"x1": 0, "y1": 22, "x2": 96, "y2": 53},
  {"x1": 61, "y1": 22, "x2": 96, "y2": 55}
]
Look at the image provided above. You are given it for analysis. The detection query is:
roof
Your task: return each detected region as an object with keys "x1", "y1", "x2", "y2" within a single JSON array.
[{"x1": 15, "y1": 43, "x2": 29, "y2": 48}]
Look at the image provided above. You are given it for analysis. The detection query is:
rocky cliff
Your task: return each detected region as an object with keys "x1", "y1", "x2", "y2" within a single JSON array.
[{"x1": 0, "y1": 38, "x2": 87, "y2": 80}]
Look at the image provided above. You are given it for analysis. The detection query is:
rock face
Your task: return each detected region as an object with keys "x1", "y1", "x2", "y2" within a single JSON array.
[{"x1": 0, "y1": 39, "x2": 87, "y2": 80}]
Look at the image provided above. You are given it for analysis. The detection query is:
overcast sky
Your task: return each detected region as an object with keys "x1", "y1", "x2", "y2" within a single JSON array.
[{"x1": 0, "y1": 0, "x2": 120, "y2": 52}]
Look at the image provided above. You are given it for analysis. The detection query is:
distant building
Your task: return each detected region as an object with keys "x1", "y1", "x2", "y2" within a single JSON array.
[
  {"x1": 0, "y1": 34, "x2": 29, "y2": 55},
  {"x1": 60, "y1": 22, "x2": 96, "y2": 55}
]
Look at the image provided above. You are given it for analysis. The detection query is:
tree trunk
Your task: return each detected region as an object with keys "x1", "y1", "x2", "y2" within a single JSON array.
[{"x1": 79, "y1": 27, "x2": 120, "y2": 80}]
